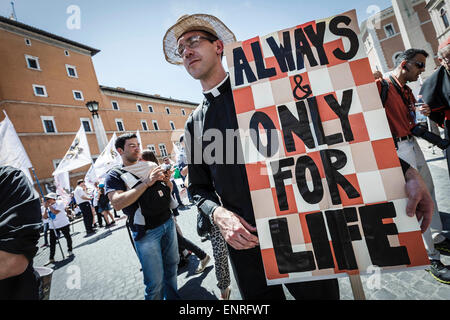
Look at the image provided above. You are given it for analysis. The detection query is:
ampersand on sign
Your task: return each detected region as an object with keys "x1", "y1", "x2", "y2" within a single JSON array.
[{"x1": 292, "y1": 75, "x2": 312, "y2": 100}]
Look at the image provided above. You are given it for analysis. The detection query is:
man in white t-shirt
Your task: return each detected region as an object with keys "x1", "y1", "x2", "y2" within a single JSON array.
[
  {"x1": 43, "y1": 193, "x2": 73, "y2": 265},
  {"x1": 74, "y1": 179, "x2": 94, "y2": 234}
]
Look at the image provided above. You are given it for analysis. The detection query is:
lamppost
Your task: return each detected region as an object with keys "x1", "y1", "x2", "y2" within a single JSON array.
[{"x1": 86, "y1": 101, "x2": 108, "y2": 152}]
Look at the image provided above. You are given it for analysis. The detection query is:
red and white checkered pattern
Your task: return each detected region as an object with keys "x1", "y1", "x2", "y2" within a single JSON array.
[{"x1": 224, "y1": 10, "x2": 428, "y2": 285}]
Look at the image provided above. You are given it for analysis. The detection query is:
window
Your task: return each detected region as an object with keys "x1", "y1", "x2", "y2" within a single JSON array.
[
  {"x1": 441, "y1": 8, "x2": 450, "y2": 29},
  {"x1": 152, "y1": 120, "x2": 159, "y2": 131},
  {"x1": 25, "y1": 55, "x2": 40, "y2": 70},
  {"x1": 115, "y1": 119, "x2": 125, "y2": 132},
  {"x1": 165, "y1": 107, "x2": 171, "y2": 115},
  {"x1": 159, "y1": 144, "x2": 168, "y2": 157},
  {"x1": 80, "y1": 118, "x2": 92, "y2": 132},
  {"x1": 147, "y1": 144, "x2": 156, "y2": 154},
  {"x1": 73, "y1": 90, "x2": 84, "y2": 101},
  {"x1": 33, "y1": 84, "x2": 47, "y2": 97},
  {"x1": 52, "y1": 159, "x2": 62, "y2": 170},
  {"x1": 64, "y1": 50, "x2": 70, "y2": 56},
  {"x1": 137, "y1": 104, "x2": 143, "y2": 112},
  {"x1": 148, "y1": 105, "x2": 154, "y2": 113},
  {"x1": 25, "y1": 38, "x2": 31, "y2": 46},
  {"x1": 111, "y1": 101, "x2": 120, "y2": 110},
  {"x1": 181, "y1": 109, "x2": 186, "y2": 116},
  {"x1": 170, "y1": 121, "x2": 175, "y2": 130},
  {"x1": 384, "y1": 24, "x2": 395, "y2": 38},
  {"x1": 393, "y1": 52, "x2": 403, "y2": 68},
  {"x1": 141, "y1": 120, "x2": 149, "y2": 131},
  {"x1": 66, "y1": 64, "x2": 78, "y2": 78},
  {"x1": 41, "y1": 116, "x2": 57, "y2": 133}
]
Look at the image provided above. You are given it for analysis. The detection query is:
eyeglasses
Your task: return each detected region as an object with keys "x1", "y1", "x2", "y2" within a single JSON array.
[
  {"x1": 175, "y1": 35, "x2": 215, "y2": 58},
  {"x1": 409, "y1": 60, "x2": 426, "y2": 69}
]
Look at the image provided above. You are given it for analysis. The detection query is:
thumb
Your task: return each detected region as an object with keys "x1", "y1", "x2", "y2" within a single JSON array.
[{"x1": 237, "y1": 215, "x2": 257, "y2": 232}]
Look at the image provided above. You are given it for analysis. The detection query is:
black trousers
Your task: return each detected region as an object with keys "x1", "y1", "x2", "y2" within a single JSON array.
[
  {"x1": 79, "y1": 202, "x2": 93, "y2": 232},
  {"x1": 228, "y1": 245, "x2": 340, "y2": 300},
  {"x1": 177, "y1": 230, "x2": 207, "y2": 260},
  {"x1": 49, "y1": 225, "x2": 72, "y2": 259}
]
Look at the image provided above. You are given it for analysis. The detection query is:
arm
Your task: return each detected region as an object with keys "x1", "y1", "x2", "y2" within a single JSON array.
[
  {"x1": 185, "y1": 121, "x2": 258, "y2": 250},
  {"x1": 48, "y1": 204, "x2": 61, "y2": 215},
  {"x1": 0, "y1": 250, "x2": 29, "y2": 280},
  {"x1": 108, "y1": 167, "x2": 166, "y2": 211}
]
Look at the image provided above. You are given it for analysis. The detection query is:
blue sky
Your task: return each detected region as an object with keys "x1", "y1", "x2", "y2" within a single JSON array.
[{"x1": 1, "y1": 0, "x2": 392, "y2": 103}]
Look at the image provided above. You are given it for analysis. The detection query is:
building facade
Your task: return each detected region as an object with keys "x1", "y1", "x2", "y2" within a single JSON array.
[
  {"x1": 0, "y1": 16, "x2": 197, "y2": 192},
  {"x1": 426, "y1": 0, "x2": 450, "y2": 44},
  {"x1": 360, "y1": 0, "x2": 440, "y2": 79}
]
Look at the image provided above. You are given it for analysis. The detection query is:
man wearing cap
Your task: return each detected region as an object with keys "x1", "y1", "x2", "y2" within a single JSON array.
[
  {"x1": 164, "y1": 14, "x2": 437, "y2": 298},
  {"x1": 43, "y1": 192, "x2": 73, "y2": 265}
]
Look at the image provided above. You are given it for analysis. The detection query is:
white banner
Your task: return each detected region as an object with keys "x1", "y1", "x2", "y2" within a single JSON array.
[
  {"x1": 136, "y1": 130, "x2": 142, "y2": 148},
  {"x1": 0, "y1": 111, "x2": 33, "y2": 182},
  {"x1": 54, "y1": 171, "x2": 71, "y2": 205},
  {"x1": 53, "y1": 125, "x2": 92, "y2": 176},
  {"x1": 84, "y1": 164, "x2": 98, "y2": 188},
  {"x1": 91, "y1": 132, "x2": 122, "y2": 181}
]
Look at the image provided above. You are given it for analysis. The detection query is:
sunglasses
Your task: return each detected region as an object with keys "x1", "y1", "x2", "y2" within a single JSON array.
[
  {"x1": 175, "y1": 35, "x2": 216, "y2": 58},
  {"x1": 409, "y1": 60, "x2": 425, "y2": 69}
]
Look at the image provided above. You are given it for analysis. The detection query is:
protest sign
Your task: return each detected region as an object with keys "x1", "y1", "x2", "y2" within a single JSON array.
[{"x1": 224, "y1": 9, "x2": 429, "y2": 285}]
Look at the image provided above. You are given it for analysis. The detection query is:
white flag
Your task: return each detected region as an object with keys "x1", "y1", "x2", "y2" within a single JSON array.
[
  {"x1": 0, "y1": 111, "x2": 33, "y2": 182},
  {"x1": 54, "y1": 171, "x2": 71, "y2": 205},
  {"x1": 53, "y1": 125, "x2": 92, "y2": 176},
  {"x1": 136, "y1": 130, "x2": 143, "y2": 148},
  {"x1": 84, "y1": 164, "x2": 98, "y2": 188},
  {"x1": 92, "y1": 132, "x2": 122, "y2": 180}
]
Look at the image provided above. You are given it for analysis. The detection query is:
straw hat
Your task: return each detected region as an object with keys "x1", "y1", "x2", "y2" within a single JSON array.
[{"x1": 163, "y1": 13, "x2": 236, "y2": 65}]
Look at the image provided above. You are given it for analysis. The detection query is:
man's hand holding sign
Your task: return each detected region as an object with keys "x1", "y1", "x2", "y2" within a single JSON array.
[{"x1": 165, "y1": 11, "x2": 434, "y2": 300}]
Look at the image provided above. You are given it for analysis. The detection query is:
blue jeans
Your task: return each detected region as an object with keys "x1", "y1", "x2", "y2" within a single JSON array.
[{"x1": 133, "y1": 218, "x2": 180, "y2": 300}]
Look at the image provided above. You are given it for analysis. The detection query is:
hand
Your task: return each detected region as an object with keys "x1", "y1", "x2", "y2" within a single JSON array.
[
  {"x1": 144, "y1": 166, "x2": 165, "y2": 187},
  {"x1": 164, "y1": 168, "x2": 174, "y2": 183},
  {"x1": 404, "y1": 167, "x2": 434, "y2": 233},
  {"x1": 419, "y1": 104, "x2": 431, "y2": 117},
  {"x1": 213, "y1": 207, "x2": 259, "y2": 250}
]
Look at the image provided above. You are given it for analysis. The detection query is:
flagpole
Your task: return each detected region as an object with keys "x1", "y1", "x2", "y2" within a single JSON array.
[{"x1": 31, "y1": 167, "x2": 65, "y2": 260}]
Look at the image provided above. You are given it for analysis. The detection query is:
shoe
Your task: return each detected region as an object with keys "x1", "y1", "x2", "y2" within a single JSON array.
[
  {"x1": 40, "y1": 244, "x2": 48, "y2": 248},
  {"x1": 195, "y1": 255, "x2": 211, "y2": 274},
  {"x1": 427, "y1": 260, "x2": 450, "y2": 284},
  {"x1": 220, "y1": 287, "x2": 231, "y2": 300},
  {"x1": 44, "y1": 259, "x2": 55, "y2": 266},
  {"x1": 110, "y1": 221, "x2": 116, "y2": 225},
  {"x1": 68, "y1": 250, "x2": 74, "y2": 256},
  {"x1": 435, "y1": 238, "x2": 450, "y2": 255}
]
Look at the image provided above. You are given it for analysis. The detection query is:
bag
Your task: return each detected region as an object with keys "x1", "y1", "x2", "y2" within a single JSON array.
[
  {"x1": 173, "y1": 167, "x2": 182, "y2": 179},
  {"x1": 196, "y1": 210, "x2": 212, "y2": 237}
]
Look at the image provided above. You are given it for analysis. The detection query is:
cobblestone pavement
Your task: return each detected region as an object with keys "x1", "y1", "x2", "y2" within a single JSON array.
[{"x1": 33, "y1": 137, "x2": 449, "y2": 300}]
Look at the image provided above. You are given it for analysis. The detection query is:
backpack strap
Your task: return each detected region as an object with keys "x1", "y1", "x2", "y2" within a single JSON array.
[{"x1": 380, "y1": 79, "x2": 389, "y2": 107}]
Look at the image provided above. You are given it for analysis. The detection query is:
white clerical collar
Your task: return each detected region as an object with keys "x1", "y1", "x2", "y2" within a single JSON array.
[{"x1": 203, "y1": 74, "x2": 230, "y2": 98}]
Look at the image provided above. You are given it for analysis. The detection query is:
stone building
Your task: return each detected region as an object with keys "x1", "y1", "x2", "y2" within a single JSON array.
[
  {"x1": 360, "y1": 0, "x2": 440, "y2": 84},
  {"x1": 0, "y1": 16, "x2": 197, "y2": 191},
  {"x1": 425, "y1": 0, "x2": 450, "y2": 45}
]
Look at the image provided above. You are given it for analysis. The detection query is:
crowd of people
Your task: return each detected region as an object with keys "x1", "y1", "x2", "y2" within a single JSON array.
[{"x1": 1, "y1": 12, "x2": 449, "y2": 300}]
